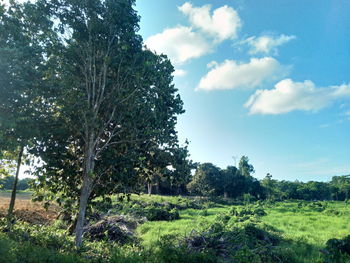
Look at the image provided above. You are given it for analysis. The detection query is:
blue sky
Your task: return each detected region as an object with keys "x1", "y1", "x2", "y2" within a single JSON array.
[{"x1": 135, "y1": 0, "x2": 350, "y2": 182}]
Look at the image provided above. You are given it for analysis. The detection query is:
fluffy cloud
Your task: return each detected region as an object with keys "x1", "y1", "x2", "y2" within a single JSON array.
[
  {"x1": 242, "y1": 34, "x2": 296, "y2": 55},
  {"x1": 179, "y1": 2, "x2": 241, "y2": 42},
  {"x1": 197, "y1": 57, "x2": 288, "y2": 91},
  {"x1": 145, "y1": 3, "x2": 242, "y2": 65},
  {"x1": 144, "y1": 26, "x2": 211, "y2": 65},
  {"x1": 245, "y1": 79, "x2": 350, "y2": 114}
]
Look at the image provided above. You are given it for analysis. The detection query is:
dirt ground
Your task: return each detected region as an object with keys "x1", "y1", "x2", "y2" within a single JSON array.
[{"x1": 0, "y1": 191, "x2": 59, "y2": 224}]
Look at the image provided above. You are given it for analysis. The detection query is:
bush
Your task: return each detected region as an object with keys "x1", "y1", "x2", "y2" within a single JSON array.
[
  {"x1": 109, "y1": 200, "x2": 180, "y2": 221},
  {"x1": 143, "y1": 207, "x2": 179, "y2": 221},
  {"x1": 225, "y1": 205, "x2": 267, "y2": 223},
  {"x1": 323, "y1": 235, "x2": 350, "y2": 263},
  {"x1": 178, "y1": 206, "x2": 289, "y2": 263},
  {"x1": 0, "y1": 219, "x2": 74, "y2": 251}
]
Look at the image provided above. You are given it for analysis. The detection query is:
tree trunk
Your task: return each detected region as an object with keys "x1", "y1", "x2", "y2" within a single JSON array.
[
  {"x1": 147, "y1": 183, "x2": 152, "y2": 195},
  {"x1": 224, "y1": 191, "x2": 228, "y2": 199},
  {"x1": 155, "y1": 181, "x2": 159, "y2": 194},
  {"x1": 7, "y1": 145, "x2": 24, "y2": 221},
  {"x1": 75, "y1": 139, "x2": 95, "y2": 248}
]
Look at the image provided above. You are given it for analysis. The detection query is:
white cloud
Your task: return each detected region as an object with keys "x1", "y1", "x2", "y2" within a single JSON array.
[
  {"x1": 331, "y1": 83, "x2": 350, "y2": 97},
  {"x1": 178, "y1": 2, "x2": 241, "y2": 42},
  {"x1": 197, "y1": 57, "x2": 288, "y2": 91},
  {"x1": 145, "y1": 26, "x2": 211, "y2": 65},
  {"x1": 242, "y1": 34, "x2": 296, "y2": 55},
  {"x1": 173, "y1": 69, "x2": 187, "y2": 77},
  {"x1": 245, "y1": 79, "x2": 350, "y2": 114}
]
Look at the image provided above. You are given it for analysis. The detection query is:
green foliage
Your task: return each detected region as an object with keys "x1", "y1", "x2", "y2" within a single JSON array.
[
  {"x1": 187, "y1": 163, "x2": 222, "y2": 196},
  {"x1": 16, "y1": 0, "x2": 186, "y2": 246},
  {"x1": 238, "y1": 156, "x2": 255, "y2": 177},
  {"x1": 260, "y1": 174, "x2": 349, "y2": 201},
  {"x1": 181, "y1": 210, "x2": 286, "y2": 262},
  {"x1": 323, "y1": 235, "x2": 350, "y2": 263},
  {"x1": 108, "y1": 199, "x2": 180, "y2": 221},
  {"x1": 0, "y1": 219, "x2": 74, "y2": 251},
  {"x1": 1, "y1": 197, "x2": 350, "y2": 262},
  {"x1": 229, "y1": 205, "x2": 267, "y2": 218},
  {"x1": 187, "y1": 161, "x2": 264, "y2": 199},
  {"x1": 0, "y1": 235, "x2": 85, "y2": 263},
  {"x1": 0, "y1": 176, "x2": 32, "y2": 191}
]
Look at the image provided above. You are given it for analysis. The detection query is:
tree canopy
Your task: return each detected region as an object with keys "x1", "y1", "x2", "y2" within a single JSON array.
[{"x1": 1, "y1": 0, "x2": 186, "y2": 247}]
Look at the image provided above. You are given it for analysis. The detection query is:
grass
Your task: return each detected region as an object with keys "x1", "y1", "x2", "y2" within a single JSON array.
[
  {"x1": 261, "y1": 201, "x2": 350, "y2": 262},
  {"x1": 137, "y1": 206, "x2": 229, "y2": 246},
  {"x1": 263, "y1": 201, "x2": 350, "y2": 245},
  {"x1": 1, "y1": 193, "x2": 350, "y2": 262},
  {"x1": 134, "y1": 198, "x2": 350, "y2": 262}
]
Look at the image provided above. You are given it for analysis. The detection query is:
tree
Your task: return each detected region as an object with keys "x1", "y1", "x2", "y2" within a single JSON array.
[
  {"x1": 261, "y1": 173, "x2": 279, "y2": 200},
  {"x1": 0, "y1": 1, "x2": 50, "y2": 220},
  {"x1": 137, "y1": 145, "x2": 172, "y2": 195},
  {"x1": 27, "y1": 0, "x2": 184, "y2": 247},
  {"x1": 187, "y1": 163, "x2": 222, "y2": 196},
  {"x1": 166, "y1": 141, "x2": 196, "y2": 195},
  {"x1": 330, "y1": 175, "x2": 350, "y2": 201},
  {"x1": 221, "y1": 166, "x2": 241, "y2": 198},
  {"x1": 239, "y1": 156, "x2": 255, "y2": 177}
]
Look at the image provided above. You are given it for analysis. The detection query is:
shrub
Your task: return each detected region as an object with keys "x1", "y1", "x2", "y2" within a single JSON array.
[
  {"x1": 179, "y1": 206, "x2": 288, "y2": 263},
  {"x1": 109, "y1": 200, "x2": 180, "y2": 221},
  {"x1": 0, "y1": 219, "x2": 74, "y2": 251},
  {"x1": 226, "y1": 205, "x2": 267, "y2": 223},
  {"x1": 323, "y1": 235, "x2": 350, "y2": 263},
  {"x1": 0, "y1": 234, "x2": 85, "y2": 263}
]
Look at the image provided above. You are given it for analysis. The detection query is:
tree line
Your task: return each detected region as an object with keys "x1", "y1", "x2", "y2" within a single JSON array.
[
  {"x1": 0, "y1": 176, "x2": 31, "y2": 191},
  {"x1": 2, "y1": 155, "x2": 349, "y2": 203},
  {"x1": 177, "y1": 157, "x2": 350, "y2": 202},
  {"x1": 142, "y1": 155, "x2": 350, "y2": 202}
]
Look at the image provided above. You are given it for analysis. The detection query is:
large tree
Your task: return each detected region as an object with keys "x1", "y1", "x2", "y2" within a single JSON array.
[
  {"x1": 0, "y1": 1, "x2": 52, "y2": 220},
  {"x1": 28, "y1": 0, "x2": 184, "y2": 247}
]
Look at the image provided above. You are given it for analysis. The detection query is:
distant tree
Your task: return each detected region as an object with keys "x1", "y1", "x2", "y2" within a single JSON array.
[
  {"x1": 330, "y1": 175, "x2": 350, "y2": 201},
  {"x1": 0, "y1": 175, "x2": 15, "y2": 190},
  {"x1": 221, "y1": 166, "x2": 244, "y2": 198},
  {"x1": 17, "y1": 178, "x2": 32, "y2": 191},
  {"x1": 187, "y1": 163, "x2": 222, "y2": 196},
  {"x1": 278, "y1": 180, "x2": 299, "y2": 200},
  {"x1": 261, "y1": 173, "x2": 280, "y2": 200},
  {"x1": 239, "y1": 156, "x2": 255, "y2": 177}
]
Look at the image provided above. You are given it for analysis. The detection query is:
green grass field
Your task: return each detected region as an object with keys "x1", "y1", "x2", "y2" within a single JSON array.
[
  {"x1": 132, "y1": 196, "x2": 350, "y2": 262},
  {"x1": 1, "y1": 192, "x2": 350, "y2": 262}
]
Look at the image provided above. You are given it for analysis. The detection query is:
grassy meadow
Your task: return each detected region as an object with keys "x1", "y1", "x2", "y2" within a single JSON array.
[
  {"x1": 134, "y1": 198, "x2": 350, "y2": 262},
  {"x1": 1, "y1": 192, "x2": 350, "y2": 262}
]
